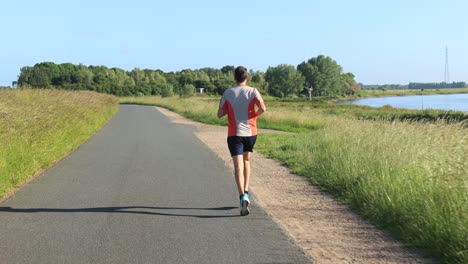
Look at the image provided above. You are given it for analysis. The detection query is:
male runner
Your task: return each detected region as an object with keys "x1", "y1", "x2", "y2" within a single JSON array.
[{"x1": 217, "y1": 66, "x2": 266, "y2": 216}]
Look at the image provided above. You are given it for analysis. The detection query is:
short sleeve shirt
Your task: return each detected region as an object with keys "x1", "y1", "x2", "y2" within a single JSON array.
[{"x1": 219, "y1": 86, "x2": 264, "y2": 137}]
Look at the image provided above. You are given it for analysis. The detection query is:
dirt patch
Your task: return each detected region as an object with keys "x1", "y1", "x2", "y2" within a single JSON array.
[{"x1": 156, "y1": 107, "x2": 435, "y2": 264}]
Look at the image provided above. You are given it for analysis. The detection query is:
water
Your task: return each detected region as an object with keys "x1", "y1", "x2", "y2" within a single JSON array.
[{"x1": 339, "y1": 93, "x2": 468, "y2": 112}]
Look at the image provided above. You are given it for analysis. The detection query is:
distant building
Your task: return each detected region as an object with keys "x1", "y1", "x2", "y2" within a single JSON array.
[{"x1": 196, "y1": 88, "x2": 205, "y2": 93}]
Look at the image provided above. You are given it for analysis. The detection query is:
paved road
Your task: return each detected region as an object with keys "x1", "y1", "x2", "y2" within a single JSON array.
[{"x1": 0, "y1": 105, "x2": 310, "y2": 264}]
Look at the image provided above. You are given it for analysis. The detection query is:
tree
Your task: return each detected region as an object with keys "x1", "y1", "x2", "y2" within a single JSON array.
[
  {"x1": 24, "y1": 62, "x2": 61, "y2": 88},
  {"x1": 17, "y1": 66, "x2": 33, "y2": 87},
  {"x1": 29, "y1": 67, "x2": 51, "y2": 88},
  {"x1": 221, "y1": 65, "x2": 235, "y2": 75},
  {"x1": 297, "y1": 55, "x2": 345, "y2": 96},
  {"x1": 180, "y1": 84, "x2": 195, "y2": 98},
  {"x1": 131, "y1": 68, "x2": 151, "y2": 95},
  {"x1": 265, "y1": 64, "x2": 305, "y2": 98},
  {"x1": 161, "y1": 84, "x2": 174, "y2": 97},
  {"x1": 164, "y1": 72, "x2": 179, "y2": 91},
  {"x1": 110, "y1": 68, "x2": 132, "y2": 96},
  {"x1": 341, "y1": 72, "x2": 360, "y2": 95},
  {"x1": 77, "y1": 64, "x2": 94, "y2": 89},
  {"x1": 177, "y1": 70, "x2": 195, "y2": 86},
  {"x1": 249, "y1": 70, "x2": 267, "y2": 93},
  {"x1": 213, "y1": 76, "x2": 235, "y2": 95},
  {"x1": 147, "y1": 71, "x2": 166, "y2": 96},
  {"x1": 89, "y1": 65, "x2": 112, "y2": 93},
  {"x1": 56, "y1": 63, "x2": 76, "y2": 87}
]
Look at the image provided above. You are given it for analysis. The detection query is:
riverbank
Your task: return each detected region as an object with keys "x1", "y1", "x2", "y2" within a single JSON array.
[
  {"x1": 357, "y1": 87, "x2": 468, "y2": 98},
  {"x1": 330, "y1": 87, "x2": 468, "y2": 103}
]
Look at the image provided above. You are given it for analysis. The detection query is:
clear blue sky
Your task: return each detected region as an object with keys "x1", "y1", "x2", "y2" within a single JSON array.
[{"x1": 1, "y1": 0, "x2": 467, "y2": 86}]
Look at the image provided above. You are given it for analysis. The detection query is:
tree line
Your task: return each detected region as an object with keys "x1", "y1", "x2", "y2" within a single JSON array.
[
  {"x1": 362, "y1": 82, "x2": 467, "y2": 91},
  {"x1": 361, "y1": 84, "x2": 408, "y2": 90},
  {"x1": 17, "y1": 55, "x2": 359, "y2": 97},
  {"x1": 408, "y1": 82, "x2": 466, "y2": 89}
]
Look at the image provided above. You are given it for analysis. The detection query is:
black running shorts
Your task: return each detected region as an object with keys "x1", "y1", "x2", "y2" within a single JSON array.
[{"x1": 227, "y1": 136, "x2": 257, "y2": 157}]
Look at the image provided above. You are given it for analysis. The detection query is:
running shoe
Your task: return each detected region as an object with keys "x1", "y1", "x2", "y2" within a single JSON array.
[{"x1": 240, "y1": 193, "x2": 250, "y2": 216}]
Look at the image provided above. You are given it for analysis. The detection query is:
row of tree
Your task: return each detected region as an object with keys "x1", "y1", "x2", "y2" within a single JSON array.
[
  {"x1": 362, "y1": 82, "x2": 467, "y2": 91},
  {"x1": 361, "y1": 84, "x2": 408, "y2": 90},
  {"x1": 408, "y1": 82, "x2": 466, "y2": 89},
  {"x1": 17, "y1": 55, "x2": 359, "y2": 97}
]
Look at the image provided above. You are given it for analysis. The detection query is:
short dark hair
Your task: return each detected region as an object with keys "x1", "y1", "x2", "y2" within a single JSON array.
[{"x1": 234, "y1": 66, "x2": 248, "y2": 83}]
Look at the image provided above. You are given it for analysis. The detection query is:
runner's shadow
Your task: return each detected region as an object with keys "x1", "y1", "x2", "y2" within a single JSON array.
[{"x1": 0, "y1": 206, "x2": 239, "y2": 219}]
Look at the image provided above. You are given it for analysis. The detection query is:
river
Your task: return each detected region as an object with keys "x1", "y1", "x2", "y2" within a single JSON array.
[{"x1": 339, "y1": 93, "x2": 468, "y2": 112}]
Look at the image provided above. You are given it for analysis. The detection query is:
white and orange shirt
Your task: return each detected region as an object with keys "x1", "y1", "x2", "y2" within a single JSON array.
[{"x1": 219, "y1": 86, "x2": 264, "y2": 137}]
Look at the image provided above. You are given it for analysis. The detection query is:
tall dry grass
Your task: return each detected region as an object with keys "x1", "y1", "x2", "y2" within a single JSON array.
[
  {"x1": 257, "y1": 118, "x2": 467, "y2": 263},
  {"x1": 0, "y1": 89, "x2": 118, "y2": 198}
]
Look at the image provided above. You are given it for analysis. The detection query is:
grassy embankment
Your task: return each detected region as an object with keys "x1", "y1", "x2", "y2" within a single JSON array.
[
  {"x1": 0, "y1": 89, "x2": 118, "y2": 199},
  {"x1": 121, "y1": 95, "x2": 467, "y2": 264}
]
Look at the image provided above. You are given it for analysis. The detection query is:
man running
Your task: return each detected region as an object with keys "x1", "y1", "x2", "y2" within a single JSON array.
[{"x1": 217, "y1": 66, "x2": 266, "y2": 216}]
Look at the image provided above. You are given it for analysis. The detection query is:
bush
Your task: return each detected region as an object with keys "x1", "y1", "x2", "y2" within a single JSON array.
[
  {"x1": 161, "y1": 84, "x2": 174, "y2": 97},
  {"x1": 180, "y1": 84, "x2": 195, "y2": 98}
]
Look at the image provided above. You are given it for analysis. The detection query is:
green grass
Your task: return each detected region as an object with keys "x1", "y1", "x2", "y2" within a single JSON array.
[
  {"x1": 324, "y1": 104, "x2": 468, "y2": 125},
  {"x1": 121, "y1": 96, "x2": 324, "y2": 132},
  {"x1": 0, "y1": 89, "x2": 119, "y2": 198},
  {"x1": 122, "y1": 95, "x2": 468, "y2": 263},
  {"x1": 265, "y1": 100, "x2": 468, "y2": 126},
  {"x1": 256, "y1": 120, "x2": 467, "y2": 264}
]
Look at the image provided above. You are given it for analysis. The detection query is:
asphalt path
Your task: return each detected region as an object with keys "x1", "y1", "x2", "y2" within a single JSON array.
[{"x1": 0, "y1": 105, "x2": 311, "y2": 264}]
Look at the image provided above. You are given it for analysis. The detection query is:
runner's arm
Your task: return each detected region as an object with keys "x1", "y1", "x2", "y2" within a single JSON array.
[
  {"x1": 218, "y1": 95, "x2": 227, "y2": 118},
  {"x1": 217, "y1": 108, "x2": 227, "y2": 118},
  {"x1": 255, "y1": 101, "x2": 266, "y2": 117},
  {"x1": 254, "y1": 89, "x2": 266, "y2": 117}
]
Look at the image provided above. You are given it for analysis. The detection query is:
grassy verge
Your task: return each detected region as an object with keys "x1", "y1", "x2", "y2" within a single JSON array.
[
  {"x1": 122, "y1": 96, "x2": 467, "y2": 263},
  {"x1": 120, "y1": 96, "x2": 323, "y2": 132},
  {"x1": 256, "y1": 120, "x2": 467, "y2": 264},
  {"x1": 0, "y1": 89, "x2": 119, "y2": 199}
]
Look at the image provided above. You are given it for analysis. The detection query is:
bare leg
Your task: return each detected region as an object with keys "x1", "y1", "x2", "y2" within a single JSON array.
[
  {"x1": 243, "y1": 152, "x2": 251, "y2": 193},
  {"x1": 232, "y1": 155, "x2": 244, "y2": 195}
]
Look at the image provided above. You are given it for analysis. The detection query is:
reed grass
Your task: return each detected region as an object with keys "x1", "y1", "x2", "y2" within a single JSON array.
[
  {"x1": 256, "y1": 119, "x2": 467, "y2": 263},
  {"x1": 0, "y1": 89, "x2": 118, "y2": 198}
]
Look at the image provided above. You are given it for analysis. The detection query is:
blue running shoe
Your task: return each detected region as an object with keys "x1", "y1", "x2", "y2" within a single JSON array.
[{"x1": 240, "y1": 193, "x2": 250, "y2": 216}]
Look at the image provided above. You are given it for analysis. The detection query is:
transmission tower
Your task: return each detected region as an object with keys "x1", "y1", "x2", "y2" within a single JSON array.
[{"x1": 444, "y1": 46, "x2": 450, "y2": 84}]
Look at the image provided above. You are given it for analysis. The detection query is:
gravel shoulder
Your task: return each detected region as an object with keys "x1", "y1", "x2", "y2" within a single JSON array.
[{"x1": 156, "y1": 106, "x2": 436, "y2": 264}]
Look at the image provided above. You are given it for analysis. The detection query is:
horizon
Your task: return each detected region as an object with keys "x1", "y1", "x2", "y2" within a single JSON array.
[{"x1": 1, "y1": 0, "x2": 467, "y2": 86}]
